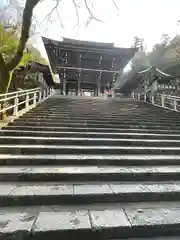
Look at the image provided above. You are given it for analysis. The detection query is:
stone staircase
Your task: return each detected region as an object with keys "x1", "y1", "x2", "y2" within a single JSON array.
[{"x1": 1, "y1": 96, "x2": 180, "y2": 239}]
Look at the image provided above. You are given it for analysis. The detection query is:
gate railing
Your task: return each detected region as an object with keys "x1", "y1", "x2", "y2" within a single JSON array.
[
  {"x1": 132, "y1": 91, "x2": 180, "y2": 112},
  {"x1": 0, "y1": 87, "x2": 54, "y2": 120}
]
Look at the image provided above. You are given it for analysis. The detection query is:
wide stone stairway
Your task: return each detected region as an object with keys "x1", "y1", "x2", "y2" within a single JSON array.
[{"x1": 1, "y1": 96, "x2": 180, "y2": 239}]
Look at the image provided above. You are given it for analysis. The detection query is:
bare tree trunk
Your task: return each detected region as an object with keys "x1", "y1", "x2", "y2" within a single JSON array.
[
  {"x1": 0, "y1": 53, "x2": 9, "y2": 120},
  {"x1": 6, "y1": 0, "x2": 40, "y2": 72},
  {"x1": 0, "y1": 68, "x2": 9, "y2": 93},
  {"x1": 0, "y1": 0, "x2": 40, "y2": 98},
  {"x1": 0, "y1": 52, "x2": 9, "y2": 94}
]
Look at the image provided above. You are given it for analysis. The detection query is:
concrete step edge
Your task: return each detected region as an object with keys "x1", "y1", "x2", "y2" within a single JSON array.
[
  {"x1": 1, "y1": 203, "x2": 180, "y2": 239},
  {"x1": 2, "y1": 129, "x2": 180, "y2": 137},
  {"x1": 2, "y1": 182, "x2": 180, "y2": 206},
  {"x1": 1, "y1": 165, "x2": 180, "y2": 181},
  {"x1": 5, "y1": 126, "x2": 180, "y2": 133},
  {"x1": 1, "y1": 136, "x2": 180, "y2": 143}
]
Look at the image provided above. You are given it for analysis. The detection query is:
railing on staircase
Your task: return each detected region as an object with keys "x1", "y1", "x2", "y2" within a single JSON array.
[
  {"x1": 0, "y1": 87, "x2": 54, "y2": 120},
  {"x1": 132, "y1": 91, "x2": 180, "y2": 112}
]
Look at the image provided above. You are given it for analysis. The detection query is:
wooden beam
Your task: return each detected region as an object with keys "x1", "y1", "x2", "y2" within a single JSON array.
[
  {"x1": 57, "y1": 66, "x2": 120, "y2": 73},
  {"x1": 45, "y1": 43, "x2": 136, "y2": 56}
]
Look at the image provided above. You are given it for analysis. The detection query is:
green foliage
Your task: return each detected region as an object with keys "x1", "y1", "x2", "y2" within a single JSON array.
[
  {"x1": 0, "y1": 25, "x2": 19, "y2": 62},
  {"x1": 0, "y1": 24, "x2": 48, "y2": 92},
  {"x1": 131, "y1": 34, "x2": 175, "y2": 71},
  {"x1": 0, "y1": 24, "x2": 46, "y2": 67}
]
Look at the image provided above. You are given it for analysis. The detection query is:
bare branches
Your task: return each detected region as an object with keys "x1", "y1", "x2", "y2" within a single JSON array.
[
  {"x1": 38, "y1": 0, "x2": 105, "y2": 33},
  {"x1": 6, "y1": 0, "x2": 40, "y2": 71},
  {"x1": 72, "y1": 0, "x2": 80, "y2": 28},
  {"x1": 0, "y1": 52, "x2": 6, "y2": 68},
  {"x1": 55, "y1": 2, "x2": 64, "y2": 29},
  {"x1": 0, "y1": 51, "x2": 9, "y2": 92},
  {"x1": 39, "y1": 0, "x2": 60, "y2": 25},
  {"x1": 84, "y1": 0, "x2": 103, "y2": 25},
  {"x1": 1, "y1": 0, "x2": 120, "y2": 73},
  {"x1": 112, "y1": 0, "x2": 119, "y2": 11}
]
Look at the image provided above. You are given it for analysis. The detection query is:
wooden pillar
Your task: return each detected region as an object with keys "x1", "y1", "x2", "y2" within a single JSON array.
[
  {"x1": 77, "y1": 79, "x2": 81, "y2": 96},
  {"x1": 97, "y1": 73, "x2": 102, "y2": 97},
  {"x1": 63, "y1": 78, "x2": 66, "y2": 96}
]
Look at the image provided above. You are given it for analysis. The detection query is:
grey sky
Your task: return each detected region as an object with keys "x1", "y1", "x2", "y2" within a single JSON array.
[{"x1": 32, "y1": 0, "x2": 180, "y2": 59}]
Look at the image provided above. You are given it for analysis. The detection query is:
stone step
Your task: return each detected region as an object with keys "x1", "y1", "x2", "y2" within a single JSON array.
[
  {"x1": 29, "y1": 105, "x2": 171, "y2": 109},
  {"x1": 32, "y1": 103, "x2": 139, "y2": 106},
  {"x1": 19, "y1": 114, "x2": 179, "y2": 124},
  {"x1": 32, "y1": 106, "x2": 171, "y2": 110},
  {"x1": 1, "y1": 136, "x2": 180, "y2": 147},
  {"x1": 1, "y1": 154, "x2": 180, "y2": 166},
  {"x1": 0, "y1": 165, "x2": 180, "y2": 181},
  {"x1": 25, "y1": 105, "x2": 139, "y2": 108},
  {"x1": 2, "y1": 130, "x2": 180, "y2": 140},
  {"x1": 33, "y1": 109, "x2": 141, "y2": 113},
  {"x1": 25, "y1": 105, "x2": 174, "y2": 111},
  {"x1": 1, "y1": 202, "x2": 180, "y2": 239},
  {"x1": 32, "y1": 102, "x2": 138, "y2": 106},
  {"x1": 31, "y1": 106, "x2": 142, "y2": 110},
  {"x1": 25, "y1": 111, "x2": 179, "y2": 118},
  {"x1": 23, "y1": 114, "x2": 180, "y2": 122},
  {"x1": 26, "y1": 105, "x2": 168, "y2": 109},
  {"x1": 1, "y1": 181, "x2": 180, "y2": 206},
  {"x1": 119, "y1": 238, "x2": 180, "y2": 240},
  {"x1": 28, "y1": 102, "x2": 170, "y2": 107},
  {"x1": 9, "y1": 121, "x2": 180, "y2": 130},
  {"x1": 33, "y1": 104, "x2": 147, "y2": 107},
  {"x1": 5, "y1": 125, "x2": 180, "y2": 134},
  {"x1": 18, "y1": 115, "x2": 180, "y2": 123},
  {"x1": 2, "y1": 144, "x2": 180, "y2": 155},
  {"x1": 120, "y1": 238, "x2": 180, "y2": 240},
  {"x1": 15, "y1": 117, "x2": 180, "y2": 126}
]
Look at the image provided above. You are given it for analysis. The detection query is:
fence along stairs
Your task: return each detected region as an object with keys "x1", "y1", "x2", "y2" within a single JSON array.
[{"x1": 0, "y1": 96, "x2": 180, "y2": 239}]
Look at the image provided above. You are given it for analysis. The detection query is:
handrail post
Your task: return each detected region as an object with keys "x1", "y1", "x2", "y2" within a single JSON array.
[
  {"x1": 144, "y1": 93, "x2": 147, "y2": 102},
  {"x1": 152, "y1": 95, "x2": 155, "y2": 105},
  {"x1": 25, "y1": 93, "x2": 29, "y2": 109},
  {"x1": 161, "y1": 94, "x2": 164, "y2": 108},
  {"x1": 2, "y1": 102, "x2": 6, "y2": 120},
  {"x1": 174, "y1": 98, "x2": 177, "y2": 111},
  {"x1": 39, "y1": 90, "x2": 42, "y2": 102},
  {"x1": 13, "y1": 93, "x2": 19, "y2": 116},
  {"x1": 44, "y1": 89, "x2": 46, "y2": 100},
  {"x1": 0, "y1": 102, "x2": 3, "y2": 120},
  {"x1": 33, "y1": 91, "x2": 37, "y2": 107},
  {"x1": 0, "y1": 102, "x2": 5, "y2": 120}
]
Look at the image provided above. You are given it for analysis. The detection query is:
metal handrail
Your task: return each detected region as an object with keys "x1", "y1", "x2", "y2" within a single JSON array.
[
  {"x1": 0, "y1": 88, "x2": 40, "y2": 98},
  {"x1": 156, "y1": 93, "x2": 180, "y2": 99},
  {"x1": 0, "y1": 89, "x2": 40, "y2": 102},
  {"x1": 0, "y1": 87, "x2": 54, "y2": 120},
  {"x1": 132, "y1": 91, "x2": 180, "y2": 112}
]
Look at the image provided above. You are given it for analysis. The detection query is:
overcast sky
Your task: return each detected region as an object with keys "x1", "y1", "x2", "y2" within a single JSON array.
[{"x1": 32, "y1": 0, "x2": 180, "y2": 58}]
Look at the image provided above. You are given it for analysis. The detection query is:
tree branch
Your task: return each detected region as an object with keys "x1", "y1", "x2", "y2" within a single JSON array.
[
  {"x1": 84, "y1": 0, "x2": 103, "y2": 24},
  {"x1": 39, "y1": 0, "x2": 59, "y2": 25},
  {"x1": 6, "y1": 0, "x2": 40, "y2": 71},
  {"x1": 55, "y1": 1, "x2": 64, "y2": 28},
  {"x1": 0, "y1": 52, "x2": 6, "y2": 69},
  {"x1": 72, "y1": 0, "x2": 80, "y2": 28},
  {"x1": 0, "y1": 52, "x2": 9, "y2": 92},
  {"x1": 112, "y1": 0, "x2": 119, "y2": 11}
]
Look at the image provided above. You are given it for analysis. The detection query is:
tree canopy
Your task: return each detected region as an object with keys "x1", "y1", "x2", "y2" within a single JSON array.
[
  {"x1": 0, "y1": 0, "x2": 118, "y2": 93},
  {"x1": 0, "y1": 24, "x2": 46, "y2": 66},
  {"x1": 130, "y1": 34, "x2": 180, "y2": 73}
]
